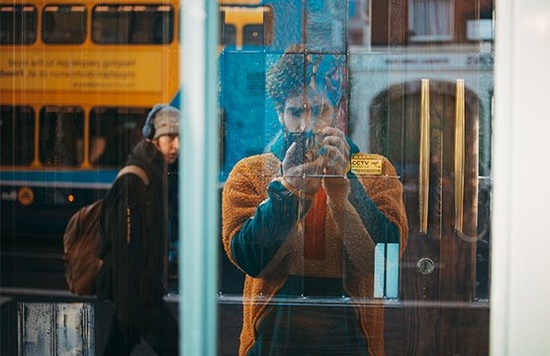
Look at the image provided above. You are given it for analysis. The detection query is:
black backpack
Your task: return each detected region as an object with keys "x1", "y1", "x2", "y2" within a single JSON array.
[{"x1": 63, "y1": 165, "x2": 149, "y2": 295}]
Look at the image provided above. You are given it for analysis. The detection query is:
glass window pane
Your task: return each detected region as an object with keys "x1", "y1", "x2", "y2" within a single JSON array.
[
  {"x1": 39, "y1": 106, "x2": 84, "y2": 166},
  {"x1": 0, "y1": 105, "x2": 34, "y2": 165},
  {"x1": 0, "y1": 5, "x2": 37, "y2": 45},
  {"x1": 92, "y1": 4, "x2": 174, "y2": 44},
  {"x1": 42, "y1": 5, "x2": 87, "y2": 44},
  {"x1": 218, "y1": 0, "x2": 493, "y2": 354},
  {"x1": 306, "y1": 0, "x2": 347, "y2": 52}
]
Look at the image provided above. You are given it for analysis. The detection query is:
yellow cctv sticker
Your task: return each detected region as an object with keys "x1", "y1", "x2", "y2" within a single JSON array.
[
  {"x1": 18, "y1": 187, "x2": 34, "y2": 206},
  {"x1": 351, "y1": 154, "x2": 383, "y2": 175}
]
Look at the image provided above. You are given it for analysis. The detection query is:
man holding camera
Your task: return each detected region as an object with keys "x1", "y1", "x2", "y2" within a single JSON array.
[{"x1": 222, "y1": 45, "x2": 408, "y2": 356}]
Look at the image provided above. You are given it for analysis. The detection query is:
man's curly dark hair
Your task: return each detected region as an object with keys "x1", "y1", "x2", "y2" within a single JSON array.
[
  {"x1": 266, "y1": 44, "x2": 345, "y2": 115},
  {"x1": 266, "y1": 44, "x2": 308, "y2": 113}
]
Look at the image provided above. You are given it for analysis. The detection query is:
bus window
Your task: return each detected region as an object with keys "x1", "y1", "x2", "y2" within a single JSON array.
[
  {"x1": 39, "y1": 106, "x2": 84, "y2": 166},
  {"x1": 221, "y1": 24, "x2": 237, "y2": 46},
  {"x1": 0, "y1": 106, "x2": 34, "y2": 166},
  {"x1": 92, "y1": 4, "x2": 174, "y2": 45},
  {"x1": 220, "y1": 5, "x2": 273, "y2": 49},
  {"x1": 0, "y1": 5, "x2": 37, "y2": 45},
  {"x1": 89, "y1": 107, "x2": 148, "y2": 167},
  {"x1": 42, "y1": 5, "x2": 87, "y2": 44},
  {"x1": 243, "y1": 24, "x2": 263, "y2": 46}
]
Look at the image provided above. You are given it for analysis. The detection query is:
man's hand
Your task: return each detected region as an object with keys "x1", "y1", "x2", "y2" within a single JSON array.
[
  {"x1": 282, "y1": 141, "x2": 325, "y2": 196},
  {"x1": 321, "y1": 127, "x2": 350, "y2": 176},
  {"x1": 282, "y1": 127, "x2": 349, "y2": 195}
]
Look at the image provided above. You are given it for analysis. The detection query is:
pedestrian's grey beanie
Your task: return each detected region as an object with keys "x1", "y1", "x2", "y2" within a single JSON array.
[{"x1": 153, "y1": 106, "x2": 180, "y2": 139}]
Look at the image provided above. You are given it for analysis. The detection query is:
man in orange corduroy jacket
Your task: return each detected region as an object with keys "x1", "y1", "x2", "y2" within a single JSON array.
[{"x1": 222, "y1": 45, "x2": 408, "y2": 356}]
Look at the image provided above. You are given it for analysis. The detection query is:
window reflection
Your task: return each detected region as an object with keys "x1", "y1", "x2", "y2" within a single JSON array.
[
  {"x1": 0, "y1": 0, "x2": 495, "y2": 353},
  {"x1": 220, "y1": 5, "x2": 273, "y2": 49},
  {"x1": 0, "y1": 5, "x2": 37, "y2": 45},
  {"x1": 0, "y1": 106, "x2": 35, "y2": 165},
  {"x1": 218, "y1": 0, "x2": 493, "y2": 354},
  {"x1": 39, "y1": 106, "x2": 84, "y2": 166},
  {"x1": 42, "y1": 5, "x2": 86, "y2": 44},
  {"x1": 243, "y1": 24, "x2": 263, "y2": 45},
  {"x1": 408, "y1": 0, "x2": 454, "y2": 42},
  {"x1": 92, "y1": 4, "x2": 174, "y2": 44},
  {"x1": 221, "y1": 45, "x2": 409, "y2": 354},
  {"x1": 89, "y1": 107, "x2": 148, "y2": 167}
]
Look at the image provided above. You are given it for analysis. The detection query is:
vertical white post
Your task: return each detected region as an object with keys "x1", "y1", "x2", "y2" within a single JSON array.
[
  {"x1": 179, "y1": 0, "x2": 219, "y2": 355},
  {"x1": 492, "y1": 0, "x2": 550, "y2": 354}
]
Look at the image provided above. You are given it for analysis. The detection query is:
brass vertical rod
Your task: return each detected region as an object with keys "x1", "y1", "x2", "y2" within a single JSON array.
[
  {"x1": 419, "y1": 79, "x2": 430, "y2": 233},
  {"x1": 454, "y1": 79, "x2": 465, "y2": 232}
]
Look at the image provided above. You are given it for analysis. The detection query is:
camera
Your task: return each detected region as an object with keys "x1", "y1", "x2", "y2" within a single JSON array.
[{"x1": 285, "y1": 131, "x2": 324, "y2": 164}]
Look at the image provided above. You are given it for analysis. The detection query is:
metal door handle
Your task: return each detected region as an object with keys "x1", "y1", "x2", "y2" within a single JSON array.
[
  {"x1": 454, "y1": 80, "x2": 465, "y2": 233},
  {"x1": 419, "y1": 79, "x2": 430, "y2": 234}
]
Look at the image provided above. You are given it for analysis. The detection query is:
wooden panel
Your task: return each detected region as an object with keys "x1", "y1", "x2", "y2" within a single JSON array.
[
  {"x1": 370, "y1": 80, "x2": 485, "y2": 355},
  {"x1": 385, "y1": 303, "x2": 489, "y2": 356}
]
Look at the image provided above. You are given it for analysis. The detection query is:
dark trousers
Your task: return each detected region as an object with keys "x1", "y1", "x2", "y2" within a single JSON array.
[{"x1": 101, "y1": 301, "x2": 179, "y2": 356}]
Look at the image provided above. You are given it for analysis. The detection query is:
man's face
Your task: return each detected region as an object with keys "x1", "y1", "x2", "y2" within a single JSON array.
[
  {"x1": 280, "y1": 92, "x2": 335, "y2": 133},
  {"x1": 154, "y1": 134, "x2": 179, "y2": 164}
]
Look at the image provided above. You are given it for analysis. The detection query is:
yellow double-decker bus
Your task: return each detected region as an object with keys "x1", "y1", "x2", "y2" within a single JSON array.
[
  {"x1": 0, "y1": 0, "x2": 273, "y2": 178},
  {"x1": 1, "y1": 0, "x2": 180, "y2": 171}
]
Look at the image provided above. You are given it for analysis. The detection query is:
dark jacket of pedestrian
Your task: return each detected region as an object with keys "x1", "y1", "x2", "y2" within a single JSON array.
[{"x1": 96, "y1": 105, "x2": 180, "y2": 355}]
